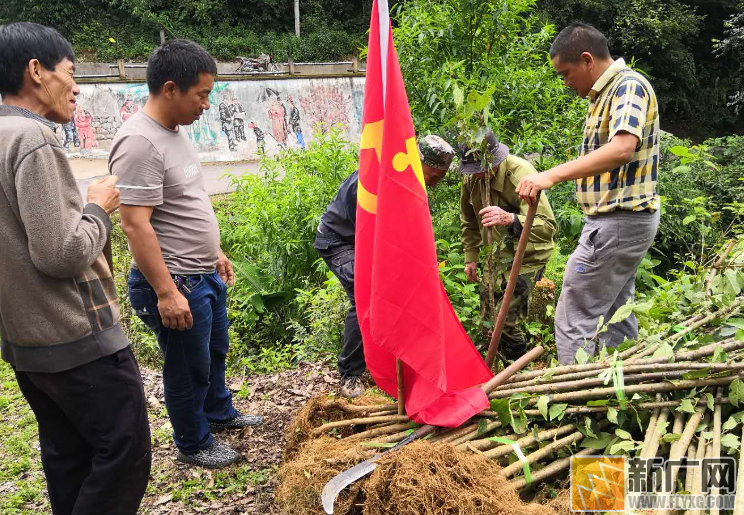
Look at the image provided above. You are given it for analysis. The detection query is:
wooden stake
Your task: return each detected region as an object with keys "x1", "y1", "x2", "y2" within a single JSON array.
[{"x1": 396, "y1": 358, "x2": 405, "y2": 415}]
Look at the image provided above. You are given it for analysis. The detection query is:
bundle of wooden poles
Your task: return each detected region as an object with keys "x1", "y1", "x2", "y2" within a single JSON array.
[{"x1": 308, "y1": 293, "x2": 744, "y2": 508}]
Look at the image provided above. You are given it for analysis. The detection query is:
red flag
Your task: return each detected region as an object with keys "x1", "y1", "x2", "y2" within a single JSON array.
[{"x1": 355, "y1": 0, "x2": 493, "y2": 428}]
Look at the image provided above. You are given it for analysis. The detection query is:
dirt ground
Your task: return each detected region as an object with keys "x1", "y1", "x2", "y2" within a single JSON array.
[{"x1": 139, "y1": 361, "x2": 339, "y2": 514}]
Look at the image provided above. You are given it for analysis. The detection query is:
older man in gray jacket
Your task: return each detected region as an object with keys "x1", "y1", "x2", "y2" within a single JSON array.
[{"x1": 0, "y1": 23, "x2": 150, "y2": 515}]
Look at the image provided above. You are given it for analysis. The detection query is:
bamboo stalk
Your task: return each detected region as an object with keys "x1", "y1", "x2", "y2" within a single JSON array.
[
  {"x1": 520, "y1": 398, "x2": 731, "y2": 418},
  {"x1": 669, "y1": 411, "x2": 686, "y2": 457},
  {"x1": 326, "y1": 400, "x2": 397, "y2": 414},
  {"x1": 367, "y1": 420, "x2": 396, "y2": 430},
  {"x1": 641, "y1": 407, "x2": 671, "y2": 460},
  {"x1": 673, "y1": 298, "x2": 743, "y2": 344},
  {"x1": 372, "y1": 429, "x2": 414, "y2": 444},
  {"x1": 511, "y1": 375, "x2": 740, "y2": 405},
  {"x1": 345, "y1": 423, "x2": 413, "y2": 441},
  {"x1": 511, "y1": 447, "x2": 595, "y2": 489},
  {"x1": 684, "y1": 442, "x2": 697, "y2": 494},
  {"x1": 661, "y1": 406, "x2": 706, "y2": 515},
  {"x1": 641, "y1": 395, "x2": 663, "y2": 456},
  {"x1": 499, "y1": 429, "x2": 586, "y2": 478},
  {"x1": 504, "y1": 337, "x2": 743, "y2": 385},
  {"x1": 680, "y1": 313, "x2": 706, "y2": 328},
  {"x1": 626, "y1": 300, "x2": 743, "y2": 363},
  {"x1": 685, "y1": 419, "x2": 709, "y2": 515},
  {"x1": 310, "y1": 414, "x2": 410, "y2": 436},
  {"x1": 733, "y1": 428, "x2": 744, "y2": 515},
  {"x1": 492, "y1": 369, "x2": 735, "y2": 399},
  {"x1": 448, "y1": 420, "x2": 502, "y2": 447},
  {"x1": 711, "y1": 388, "x2": 723, "y2": 515},
  {"x1": 480, "y1": 424, "x2": 577, "y2": 459},
  {"x1": 432, "y1": 421, "x2": 483, "y2": 444},
  {"x1": 498, "y1": 362, "x2": 744, "y2": 391}
]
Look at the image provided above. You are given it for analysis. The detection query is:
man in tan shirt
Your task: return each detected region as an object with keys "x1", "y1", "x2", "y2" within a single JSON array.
[{"x1": 110, "y1": 40, "x2": 262, "y2": 469}]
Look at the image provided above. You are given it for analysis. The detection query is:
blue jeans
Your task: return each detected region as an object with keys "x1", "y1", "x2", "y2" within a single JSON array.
[{"x1": 127, "y1": 269, "x2": 237, "y2": 454}]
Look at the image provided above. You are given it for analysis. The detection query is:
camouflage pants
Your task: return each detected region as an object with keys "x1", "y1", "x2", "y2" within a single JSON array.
[{"x1": 481, "y1": 268, "x2": 543, "y2": 360}]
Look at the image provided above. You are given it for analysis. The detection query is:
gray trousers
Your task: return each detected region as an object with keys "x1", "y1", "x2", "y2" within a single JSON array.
[{"x1": 555, "y1": 209, "x2": 660, "y2": 364}]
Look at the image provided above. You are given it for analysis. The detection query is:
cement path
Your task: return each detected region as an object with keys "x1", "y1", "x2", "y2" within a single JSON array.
[{"x1": 70, "y1": 158, "x2": 261, "y2": 199}]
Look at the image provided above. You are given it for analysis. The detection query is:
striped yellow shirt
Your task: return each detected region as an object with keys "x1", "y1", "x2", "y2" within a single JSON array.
[{"x1": 577, "y1": 59, "x2": 660, "y2": 215}]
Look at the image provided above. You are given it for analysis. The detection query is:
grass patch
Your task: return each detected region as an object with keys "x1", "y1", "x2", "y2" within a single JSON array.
[{"x1": 0, "y1": 361, "x2": 49, "y2": 515}]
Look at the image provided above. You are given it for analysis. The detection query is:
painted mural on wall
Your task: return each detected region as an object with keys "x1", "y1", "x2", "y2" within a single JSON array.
[{"x1": 39, "y1": 76, "x2": 364, "y2": 162}]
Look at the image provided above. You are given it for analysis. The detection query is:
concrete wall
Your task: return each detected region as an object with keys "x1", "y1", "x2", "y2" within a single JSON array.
[
  {"x1": 74, "y1": 61, "x2": 364, "y2": 81},
  {"x1": 53, "y1": 75, "x2": 365, "y2": 162}
]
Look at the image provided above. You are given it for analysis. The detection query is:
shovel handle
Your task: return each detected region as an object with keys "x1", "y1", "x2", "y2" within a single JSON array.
[{"x1": 485, "y1": 196, "x2": 541, "y2": 369}]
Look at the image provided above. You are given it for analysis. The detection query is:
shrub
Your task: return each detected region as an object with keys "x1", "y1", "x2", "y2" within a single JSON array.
[{"x1": 218, "y1": 128, "x2": 358, "y2": 356}]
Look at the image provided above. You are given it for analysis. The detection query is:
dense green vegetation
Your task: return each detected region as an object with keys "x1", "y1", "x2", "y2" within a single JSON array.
[
  {"x1": 2, "y1": 0, "x2": 742, "y2": 136},
  {"x1": 95, "y1": 0, "x2": 744, "y2": 373}
]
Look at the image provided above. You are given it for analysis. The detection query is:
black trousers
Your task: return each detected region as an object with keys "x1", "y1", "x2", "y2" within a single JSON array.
[
  {"x1": 14, "y1": 347, "x2": 151, "y2": 515},
  {"x1": 315, "y1": 239, "x2": 365, "y2": 377}
]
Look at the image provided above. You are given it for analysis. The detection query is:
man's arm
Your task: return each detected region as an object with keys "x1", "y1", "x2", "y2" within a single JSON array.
[
  {"x1": 15, "y1": 142, "x2": 119, "y2": 278},
  {"x1": 119, "y1": 205, "x2": 193, "y2": 330},
  {"x1": 516, "y1": 133, "x2": 638, "y2": 203},
  {"x1": 519, "y1": 77, "x2": 653, "y2": 203}
]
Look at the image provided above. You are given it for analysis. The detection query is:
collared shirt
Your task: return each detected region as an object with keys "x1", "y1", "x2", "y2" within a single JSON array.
[
  {"x1": 3, "y1": 105, "x2": 58, "y2": 132},
  {"x1": 460, "y1": 155, "x2": 557, "y2": 273},
  {"x1": 577, "y1": 58, "x2": 660, "y2": 215}
]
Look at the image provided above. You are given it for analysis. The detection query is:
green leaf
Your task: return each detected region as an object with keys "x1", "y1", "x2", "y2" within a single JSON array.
[
  {"x1": 723, "y1": 416, "x2": 739, "y2": 432},
  {"x1": 609, "y1": 440, "x2": 636, "y2": 455},
  {"x1": 537, "y1": 395, "x2": 550, "y2": 421},
  {"x1": 712, "y1": 346, "x2": 729, "y2": 363},
  {"x1": 549, "y1": 403, "x2": 568, "y2": 421},
  {"x1": 248, "y1": 293, "x2": 266, "y2": 312},
  {"x1": 677, "y1": 399, "x2": 696, "y2": 413},
  {"x1": 582, "y1": 432, "x2": 613, "y2": 449},
  {"x1": 615, "y1": 428, "x2": 633, "y2": 440},
  {"x1": 669, "y1": 145, "x2": 691, "y2": 157},
  {"x1": 652, "y1": 343, "x2": 674, "y2": 359},
  {"x1": 726, "y1": 318, "x2": 744, "y2": 330},
  {"x1": 452, "y1": 84, "x2": 464, "y2": 109},
  {"x1": 478, "y1": 418, "x2": 488, "y2": 435},
  {"x1": 584, "y1": 417, "x2": 599, "y2": 439},
  {"x1": 682, "y1": 214, "x2": 696, "y2": 225},
  {"x1": 683, "y1": 368, "x2": 712, "y2": 380},
  {"x1": 730, "y1": 378, "x2": 744, "y2": 407},
  {"x1": 587, "y1": 400, "x2": 611, "y2": 406},
  {"x1": 661, "y1": 433, "x2": 681, "y2": 444},
  {"x1": 607, "y1": 407, "x2": 619, "y2": 424},
  {"x1": 737, "y1": 329, "x2": 744, "y2": 342},
  {"x1": 575, "y1": 347, "x2": 589, "y2": 365},
  {"x1": 706, "y1": 393, "x2": 715, "y2": 411},
  {"x1": 512, "y1": 406, "x2": 528, "y2": 434},
  {"x1": 608, "y1": 301, "x2": 635, "y2": 325},
  {"x1": 720, "y1": 433, "x2": 741, "y2": 450}
]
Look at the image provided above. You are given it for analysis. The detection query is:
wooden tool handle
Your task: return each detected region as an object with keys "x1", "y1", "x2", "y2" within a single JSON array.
[{"x1": 485, "y1": 196, "x2": 541, "y2": 369}]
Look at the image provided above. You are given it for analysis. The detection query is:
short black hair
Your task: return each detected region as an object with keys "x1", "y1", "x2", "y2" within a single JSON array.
[
  {"x1": 147, "y1": 39, "x2": 217, "y2": 95},
  {"x1": 0, "y1": 22, "x2": 75, "y2": 96},
  {"x1": 549, "y1": 23, "x2": 611, "y2": 63}
]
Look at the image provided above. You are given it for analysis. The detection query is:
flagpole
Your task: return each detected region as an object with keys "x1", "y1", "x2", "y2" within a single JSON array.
[{"x1": 396, "y1": 359, "x2": 405, "y2": 415}]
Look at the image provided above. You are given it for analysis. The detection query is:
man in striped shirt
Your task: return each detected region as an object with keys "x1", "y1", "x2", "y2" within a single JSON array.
[{"x1": 516, "y1": 23, "x2": 660, "y2": 364}]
